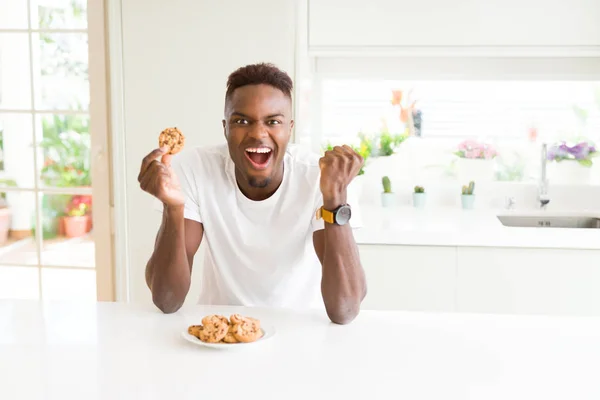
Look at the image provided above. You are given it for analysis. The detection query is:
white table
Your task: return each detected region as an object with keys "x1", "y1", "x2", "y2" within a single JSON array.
[{"x1": 2, "y1": 300, "x2": 600, "y2": 399}]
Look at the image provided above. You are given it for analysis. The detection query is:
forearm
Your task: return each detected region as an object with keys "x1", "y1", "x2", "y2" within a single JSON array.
[
  {"x1": 321, "y1": 223, "x2": 366, "y2": 325},
  {"x1": 146, "y1": 205, "x2": 191, "y2": 313}
]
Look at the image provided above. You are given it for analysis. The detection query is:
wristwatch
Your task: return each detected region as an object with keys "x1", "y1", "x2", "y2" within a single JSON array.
[{"x1": 316, "y1": 204, "x2": 352, "y2": 226}]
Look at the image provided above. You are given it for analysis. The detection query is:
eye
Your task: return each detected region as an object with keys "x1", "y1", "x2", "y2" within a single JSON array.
[
  {"x1": 267, "y1": 120, "x2": 281, "y2": 125},
  {"x1": 234, "y1": 119, "x2": 248, "y2": 125}
]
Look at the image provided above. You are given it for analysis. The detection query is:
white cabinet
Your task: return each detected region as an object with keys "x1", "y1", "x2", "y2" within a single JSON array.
[
  {"x1": 309, "y1": 0, "x2": 600, "y2": 48},
  {"x1": 456, "y1": 247, "x2": 600, "y2": 316},
  {"x1": 360, "y1": 244, "x2": 600, "y2": 316},
  {"x1": 359, "y1": 245, "x2": 456, "y2": 312}
]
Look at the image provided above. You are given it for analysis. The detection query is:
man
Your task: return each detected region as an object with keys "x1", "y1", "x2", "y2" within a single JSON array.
[{"x1": 138, "y1": 63, "x2": 366, "y2": 324}]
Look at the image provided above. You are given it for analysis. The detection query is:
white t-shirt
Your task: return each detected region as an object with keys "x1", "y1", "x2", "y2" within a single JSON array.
[{"x1": 156, "y1": 143, "x2": 361, "y2": 309}]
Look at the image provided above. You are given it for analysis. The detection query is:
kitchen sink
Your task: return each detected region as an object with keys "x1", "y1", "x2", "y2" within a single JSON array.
[{"x1": 497, "y1": 215, "x2": 600, "y2": 229}]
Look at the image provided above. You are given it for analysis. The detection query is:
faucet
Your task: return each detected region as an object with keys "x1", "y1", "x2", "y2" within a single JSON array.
[
  {"x1": 539, "y1": 143, "x2": 550, "y2": 209},
  {"x1": 505, "y1": 196, "x2": 516, "y2": 210}
]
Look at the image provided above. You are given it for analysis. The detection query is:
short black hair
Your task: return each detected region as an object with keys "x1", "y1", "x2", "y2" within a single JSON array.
[{"x1": 225, "y1": 63, "x2": 293, "y2": 102}]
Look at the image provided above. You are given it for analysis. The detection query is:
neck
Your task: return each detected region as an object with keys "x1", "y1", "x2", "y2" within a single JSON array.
[{"x1": 235, "y1": 164, "x2": 285, "y2": 201}]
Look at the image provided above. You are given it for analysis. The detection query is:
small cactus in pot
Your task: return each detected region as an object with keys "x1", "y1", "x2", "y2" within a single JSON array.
[
  {"x1": 461, "y1": 181, "x2": 476, "y2": 209},
  {"x1": 381, "y1": 176, "x2": 394, "y2": 207},
  {"x1": 413, "y1": 185, "x2": 426, "y2": 208},
  {"x1": 461, "y1": 181, "x2": 475, "y2": 196}
]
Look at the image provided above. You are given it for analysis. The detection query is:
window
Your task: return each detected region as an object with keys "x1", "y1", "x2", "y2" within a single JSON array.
[
  {"x1": 320, "y1": 80, "x2": 600, "y2": 142},
  {"x1": 0, "y1": 0, "x2": 112, "y2": 301},
  {"x1": 314, "y1": 78, "x2": 600, "y2": 184}
]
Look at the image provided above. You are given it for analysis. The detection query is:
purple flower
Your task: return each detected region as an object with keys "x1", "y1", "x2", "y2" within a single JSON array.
[
  {"x1": 547, "y1": 141, "x2": 597, "y2": 162},
  {"x1": 547, "y1": 144, "x2": 568, "y2": 160},
  {"x1": 568, "y1": 143, "x2": 590, "y2": 160}
]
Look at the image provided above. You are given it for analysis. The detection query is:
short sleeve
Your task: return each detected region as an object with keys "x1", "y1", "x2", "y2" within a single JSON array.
[
  {"x1": 311, "y1": 179, "x2": 363, "y2": 232},
  {"x1": 153, "y1": 154, "x2": 203, "y2": 224}
]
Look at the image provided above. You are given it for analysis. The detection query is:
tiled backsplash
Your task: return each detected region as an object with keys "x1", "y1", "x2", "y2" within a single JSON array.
[{"x1": 355, "y1": 176, "x2": 600, "y2": 212}]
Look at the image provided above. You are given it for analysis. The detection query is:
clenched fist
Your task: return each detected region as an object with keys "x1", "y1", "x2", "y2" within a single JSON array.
[
  {"x1": 138, "y1": 147, "x2": 185, "y2": 207},
  {"x1": 319, "y1": 145, "x2": 364, "y2": 210}
]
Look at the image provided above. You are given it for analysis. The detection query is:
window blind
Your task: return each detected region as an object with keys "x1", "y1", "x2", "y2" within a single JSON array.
[{"x1": 320, "y1": 80, "x2": 600, "y2": 144}]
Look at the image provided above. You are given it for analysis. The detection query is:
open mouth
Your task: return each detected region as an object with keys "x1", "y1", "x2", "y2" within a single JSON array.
[{"x1": 244, "y1": 147, "x2": 273, "y2": 170}]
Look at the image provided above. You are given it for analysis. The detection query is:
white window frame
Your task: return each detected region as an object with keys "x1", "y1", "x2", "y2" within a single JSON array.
[{"x1": 0, "y1": 0, "x2": 114, "y2": 301}]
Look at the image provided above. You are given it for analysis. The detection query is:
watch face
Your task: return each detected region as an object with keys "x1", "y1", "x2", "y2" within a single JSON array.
[{"x1": 335, "y1": 205, "x2": 352, "y2": 225}]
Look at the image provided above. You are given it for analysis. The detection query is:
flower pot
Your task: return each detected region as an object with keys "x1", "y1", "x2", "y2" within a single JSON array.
[
  {"x1": 381, "y1": 193, "x2": 395, "y2": 208},
  {"x1": 413, "y1": 193, "x2": 426, "y2": 209},
  {"x1": 461, "y1": 194, "x2": 475, "y2": 210},
  {"x1": 0, "y1": 207, "x2": 11, "y2": 245},
  {"x1": 548, "y1": 161, "x2": 591, "y2": 185},
  {"x1": 64, "y1": 215, "x2": 91, "y2": 238},
  {"x1": 457, "y1": 158, "x2": 495, "y2": 182}
]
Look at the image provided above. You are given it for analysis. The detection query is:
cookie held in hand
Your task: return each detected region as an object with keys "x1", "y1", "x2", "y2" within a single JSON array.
[{"x1": 158, "y1": 127, "x2": 185, "y2": 155}]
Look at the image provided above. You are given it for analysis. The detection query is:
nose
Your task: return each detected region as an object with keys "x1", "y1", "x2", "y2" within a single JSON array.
[{"x1": 247, "y1": 121, "x2": 268, "y2": 140}]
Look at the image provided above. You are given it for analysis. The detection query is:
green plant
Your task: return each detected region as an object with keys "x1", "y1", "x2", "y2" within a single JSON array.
[
  {"x1": 0, "y1": 178, "x2": 17, "y2": 207},
  {"x1": 67, "y1": 202, "x2": 88, "y2": 217},
  {"x1": 382, "y1": 176, "x2": 392, "y2": 193},
  {"x1": 357, "y1": 132, "x2": 375, "y2": 156},
  {"x1": 322, "y1": 135, "x2": 372, "y2": 176},
  {"x1": 495, "y1": 153, "x2": 526, "y2": 181},
  {"x1": 378, "y1": 131, "x2": 408, "y2": 156},
  {"x1": 572, "y1": 86, "x2": 600, "y2": 127},
  {"x1": 379, "y1": 132, "x2": 395, "y2": 156},
  {"x1": 38, "y1": 115, "x2": 91, "y2": 187},
  {"x1": 462, "y1": 181, "x2": 475, "y2": 195},
  {"x1": 414, "y1": 186, "x2": 425, "y2": 194}
]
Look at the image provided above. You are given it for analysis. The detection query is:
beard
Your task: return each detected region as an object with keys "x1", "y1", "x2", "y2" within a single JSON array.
[{"x1": 248, "y1": 176, "x2": 271, "y2": 188}]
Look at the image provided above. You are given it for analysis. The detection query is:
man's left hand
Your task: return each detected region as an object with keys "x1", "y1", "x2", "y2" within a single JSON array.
[{"x1": 319, "y1": 145, "x2": 364, "y2": 210}]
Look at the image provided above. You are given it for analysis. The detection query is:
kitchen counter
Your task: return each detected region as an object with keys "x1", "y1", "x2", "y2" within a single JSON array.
[
  {"x1": 2, "y1": 300, "x2": 600, "y2": 399},
  {"x1": 354, "y1": 206, "x2": 600, "y2": 249}
]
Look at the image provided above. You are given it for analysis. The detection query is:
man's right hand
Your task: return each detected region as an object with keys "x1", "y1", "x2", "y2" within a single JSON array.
[{"x1": 138, "y1": 147, "x2": 185, "y2": 207}]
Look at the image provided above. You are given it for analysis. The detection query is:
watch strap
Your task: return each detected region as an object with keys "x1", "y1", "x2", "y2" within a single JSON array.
[{"x1": 317, "y1": 207, "x2": 336, "y2": 224}]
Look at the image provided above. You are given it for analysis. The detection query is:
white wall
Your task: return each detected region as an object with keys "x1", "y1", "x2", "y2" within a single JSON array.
[{"x1": 118, "y1": 0, "x2": 297, "y2": 304}]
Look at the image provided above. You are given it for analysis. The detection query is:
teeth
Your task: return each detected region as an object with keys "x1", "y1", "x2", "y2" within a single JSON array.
[{"x1": 246, "y1": 148, "x2": 272, "y2": 154}]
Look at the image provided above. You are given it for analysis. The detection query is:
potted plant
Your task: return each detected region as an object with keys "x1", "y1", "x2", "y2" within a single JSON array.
[
  {"x1": 381, "y1": 176, "x2": 394, "y2": 208},
  {"x1": 461, "y1": 181, "x2": 476, "y2": 210},
  {"x1": 63, "y1": 196, "x2": 91, "y2": 238},
  {"x1": 454, "y1": 139, "x2": 497, "y2": 182},
  {"x1": 0, "y1": 179, "x2": 17, "y2": 245},
  {"x1": 0, "y1": 193, "x2": 11, "y2": 246},
  {"x1": 413, "y1": 186, "x2": 426, "y2": 208},
  {"x1": 546, "y1": 140, "x2": 598, "y2": 184},
  {"x1": 38, "y1": 115, "x2": 92, "y2": 235}
]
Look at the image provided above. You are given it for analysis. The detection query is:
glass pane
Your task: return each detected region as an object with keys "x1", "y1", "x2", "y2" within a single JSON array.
[
  {"x1": 0, "y1": 0, "x2": 28, "y2": 29},
  {"x1": 37, "y1": 114, "x2": 90, "y2": 189},
  {"x1": 41, "y1": 268, "x2": 95, "y2": 301},
  {"x1": 34, "y1": 33, "x2": 89, "y2": 110},
  {"x1": 32, "y1": 0, "x2": 88, "y2": 30},
  {"x1": 0, "y1": 113, "x2": 35, "y2": 190},
  {"x1": 0, "y1": 266, "x2": 39, "y2": 299},
  {"x1": 0, "y1": 34, "x2": 32, "y2": 110},
  {"x1": 0, "y1": 191, "x2": 38, "y2": 265},
  {"x1": 40, "y1": 193, "x2": 94, "y2": 268}
]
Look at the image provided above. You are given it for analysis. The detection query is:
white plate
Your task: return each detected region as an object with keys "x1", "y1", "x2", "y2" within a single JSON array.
[{"x1": 181, "y1": 325, "x2": 276, "y2": 349}]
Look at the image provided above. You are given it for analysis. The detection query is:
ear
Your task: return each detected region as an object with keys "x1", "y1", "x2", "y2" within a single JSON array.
[
  {"x1": 222, "y1": 119, "x2": 226, "y2": 138},
  {"x1": 289, "y1": 119, "x2": 294, "y2": 138}
]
